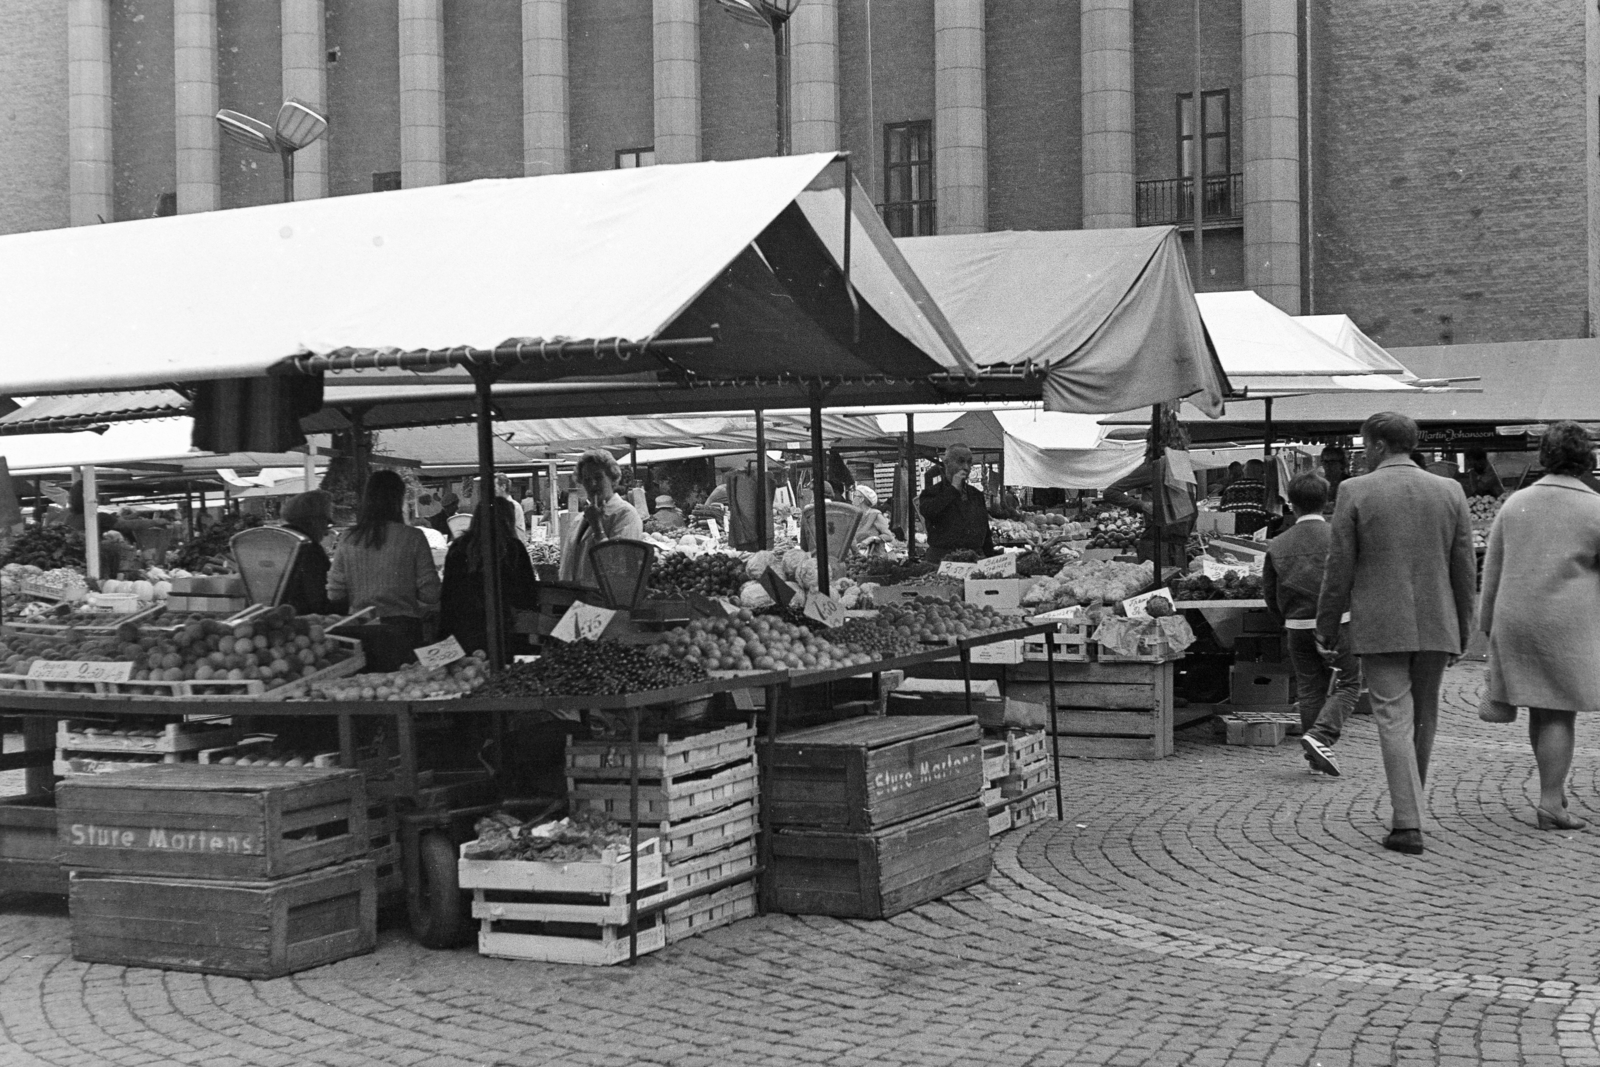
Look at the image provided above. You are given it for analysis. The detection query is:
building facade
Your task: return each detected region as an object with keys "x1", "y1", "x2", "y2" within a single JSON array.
[{"x1": 1, "y1": 0, "x2": 1595, "y2": 350}]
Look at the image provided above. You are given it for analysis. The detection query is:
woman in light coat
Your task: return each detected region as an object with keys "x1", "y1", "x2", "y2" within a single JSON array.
[{"x1": 1479, "y1": 420, "x2": 1600, "y2": 831}]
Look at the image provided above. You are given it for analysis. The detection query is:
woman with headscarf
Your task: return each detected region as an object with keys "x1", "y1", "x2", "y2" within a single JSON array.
[
  {"x1": 559, "y1": 450, "x2": 644, "y2": 586},
  {"x1": 849, "y1": 484, "x2": 892, "y2": 544},
  {"x1": 327, "y1": 469, "x2": 440, "y2": 669},
  {"x1": 279, "y1": 490, "x2": 333, "y2": 615},
  {"x1": 439, "y1": 496, "x2": 537, "y2": 663}
]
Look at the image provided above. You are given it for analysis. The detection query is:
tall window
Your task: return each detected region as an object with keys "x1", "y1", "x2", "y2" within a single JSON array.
[
  {"x1": 1176, "y1": 90, "x2": 1230, "y2": 178},
  {"x1": 882, "y1": 121, "x2": 934, "y2": 237},
  {"x1": 371, "y1": 171, "x2": 401, "y2": 192},
  {"x1": 615, "y1": 147, "x2": 656, "y2": 169}
]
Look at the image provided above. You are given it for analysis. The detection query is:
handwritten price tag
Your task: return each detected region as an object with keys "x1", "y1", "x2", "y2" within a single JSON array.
[
  {"x1": 551, "y1": 601, "x2": 618, "y2": 643},
  {"x1": 1120, "y1": 589, "x2": 1176, "y2": 620},
  {"x1": 972, "y1": 554, "x2": 1018, "y2": 578},
  {"x1": 802, "y1": 592, "x2": 845, "y2": 628},
  {"x1": 937, "y1": 561, "x2": 978, "y2": 580},
  {"x1": 413, "y1": 635, "x2": 466, "y2": 671},
  {"x1": 28, "y1": 660, "x2": 133, "y2": 684}
]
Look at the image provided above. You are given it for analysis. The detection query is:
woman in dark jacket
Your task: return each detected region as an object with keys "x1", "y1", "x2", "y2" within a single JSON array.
[
  {"x1": 279, "y1": 490, "x2": 332, "y2": 615},
  {"x1": 439, "y1": 496, "x2": 537, "y2": 664}
]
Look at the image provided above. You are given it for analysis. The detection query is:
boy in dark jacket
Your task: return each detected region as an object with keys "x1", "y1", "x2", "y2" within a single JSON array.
[{"x1": 1262, "y1": 472, "x2": 1360, "y2": 776}]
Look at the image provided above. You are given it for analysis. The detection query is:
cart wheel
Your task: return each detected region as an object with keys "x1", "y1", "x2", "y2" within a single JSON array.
[{"x1": 409, "y1": 830, "x2": 468, "y2": 949}]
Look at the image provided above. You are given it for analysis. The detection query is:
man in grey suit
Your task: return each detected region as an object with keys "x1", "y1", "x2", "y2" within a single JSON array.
[{"x1": 1317, "y1": 412, "x2": 1477, "y2": 856}]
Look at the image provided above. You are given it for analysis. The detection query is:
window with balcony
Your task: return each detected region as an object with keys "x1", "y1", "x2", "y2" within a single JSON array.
[
  {"x1": 1136, "y1": 89, "x2": 1242, "y2": 227},
  {"x1": 882, "y1": 121, "x2": 934, "y2": 237},
  {"x1": 615, "y1": 147, "x2": 656, "y2": 169}
]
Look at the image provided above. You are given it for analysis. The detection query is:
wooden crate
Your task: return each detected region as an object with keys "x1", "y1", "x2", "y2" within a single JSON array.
[
  {"x1": 565, "y1": 721, "x2": 755, "y2": 781},
  {"x1": 1220, "y1": 716, "x2": 1289, "y2": 747},
  {"x1": 57, "y1": 764, "x2": 367, "y2": 881},
  {"x1": 986, "y1": 809, "x2": 1011, "y2": 837},
  {"x1": 998, "y1": 760, "x2": 1052, "y2": 799},
  {"x1": 1020, "y1": 621, "x2": 1094, "y2": 663},
  {"x1": 56, "y1": 721, "x2": 245, "y2": 754},
  {"x1": 365, "y1": 801, "x2": 402, "y2": 904},
  {"x1": 0, "y1": 793, "x2": 66, "y2": 895},
  {"x1": 69, "y1": 859, "x2": 376, "y2": 979},
  {"x1": 1045, "y1": 661, "x2": 1174, "y2": 761},
  {"x1": 1009, "y1": 792, "x2": 1054, "y2": 830},
  {"x1": 761, "y1": 715, "x2": 983, "y2": 833},
  {"x1": 458, "y1": 836, "x2": 663, "y2": 898},
  {"x1": 55, "y1": 751, "x2": 188, "y2": 777},
  {"x1": 1006, "y1": 729, "x2": 1048, "y2": 770},
  {"x1": 656, "y1": 801, "x2": 760, "y2": 864},
  {"x1": 664, "y1": 879, "x2": 758, "y2": 944},
  {"x1": 1097, "y1": 629, "x2": 1183, "y2": 664},
  {"x1": 469, "y1": 879, "x2": 668, "y2": 927},
  {"x1": 568, "y1": 759, "x2": 758, "y2": 824},
  {"x1": 663, "y1": 838, "x2": 758, "y2": 899},
  {"x1": 886, "y1": 691, "x2": 1006, "y2": 731},
  {"x1": 980, "y1": 741, "x2": 1009, "y2": 784},
  {"x1": 478, "y1": 913, "x2": 665, "y2": 965},
  {"x1": 766, "y1": 802, "x2": 992, "y2": 920}
]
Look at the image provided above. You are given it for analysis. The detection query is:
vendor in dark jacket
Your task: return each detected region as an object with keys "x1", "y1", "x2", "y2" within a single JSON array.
[
  {"x1": 1261, "y1": 472, "x2": 1359, "y2": 777},
  {"x1": 917, "y1": 443, "x2": 995, "y2": 564},
  {"x1": 279, "y1": 491, "x2": 333, "y2": 616},
  {"x1": 439, "y1": 496, "x2": 537, "y2": 664}
]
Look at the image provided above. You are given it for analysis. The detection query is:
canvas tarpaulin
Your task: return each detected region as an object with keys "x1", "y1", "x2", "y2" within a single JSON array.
[
  {"x1": 994, "y1": 410, "x2": 1145, "y2": 489},
  {"x1": 896, "y1": 227, "x2": 1228, "y2": 416}
]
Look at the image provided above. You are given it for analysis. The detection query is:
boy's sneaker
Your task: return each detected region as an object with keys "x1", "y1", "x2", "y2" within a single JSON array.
[{"x1": 1301, "y1": 734, "x2": 1341, "y2": 777}]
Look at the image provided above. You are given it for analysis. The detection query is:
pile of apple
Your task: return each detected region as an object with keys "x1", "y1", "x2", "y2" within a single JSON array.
[
  {"x1": 875, "y1": 598, "x2": 1014, "y2": 643},
  {"x1": 647, "y1": 608, "x2": 877, "y2": 672},
  {"x1": 308, "y1": 653, "x2": 490, "y2": 702}
]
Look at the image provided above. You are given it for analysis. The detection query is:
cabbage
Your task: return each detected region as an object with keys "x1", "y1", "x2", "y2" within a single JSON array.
[
  {"x1": 746, "y1": 551, "x2": 774, "y2": 580},
  {"x1": 739, "y1": 581, "x2": 775, "y2": 609},
  {"x1": 781, "y1": 548, "x2": 809, "y2": 580},
  {"x1": 794, "y1": 557, "x2": 820, "y2": 592}
]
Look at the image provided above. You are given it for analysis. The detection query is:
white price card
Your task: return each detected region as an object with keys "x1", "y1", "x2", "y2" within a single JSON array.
[
  {"x1": 413, "y1": 635, "x2": 466, "y2": 671},
  {"x1": 972, "y1": 554, "x2": 1018, "y2": 578},
  {"x1": 802, "y1": 592, "x2": 846, "y2": 628},
  {"x1": 27, "y1": 659, "x2": 133, "y2": 684},
  {"x1": 551, "y1": 601, "x2": 617, "y2": 643},
  {"x1": 937, "y1": 561, "x2": 978, "y2": 580},
  {"x1": 1121, "y1": 589, "x2": 1176, "y2": 620}
]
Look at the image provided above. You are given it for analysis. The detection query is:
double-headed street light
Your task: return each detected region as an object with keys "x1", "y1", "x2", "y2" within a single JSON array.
[
  {"x1": 714, "y1": 0, "x2": 802, "y2": 156},
  {"x1": 215, "y1": 99, "x2": 328, "y2": 203}
]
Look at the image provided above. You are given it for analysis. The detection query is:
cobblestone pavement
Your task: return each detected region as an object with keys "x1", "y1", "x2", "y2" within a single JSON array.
[{"x1": 5, "y1": 662, "x2": 1600, "y2": 1066}]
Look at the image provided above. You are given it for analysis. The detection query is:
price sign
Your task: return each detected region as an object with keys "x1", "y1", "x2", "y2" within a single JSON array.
[
  {"x1": 706, "y1": 517, "x2": 722, "y2": 542},
  {"x1": 551, "y1": 601, "x2": 617, "y2": 643},
  {"x1": 802, "y1": 592, "x2": 845, "y2": 628},
  {"x1": 1201, "y1": 555, "x2": 1259, "y2": 580},
  {"x1": 761, "y1": 570, "x2": 802, "y2": 609},
  {"x1": 28, "y1": 660, "x2": 133, "y2": 684},
  {"x1": 1121, "y1": 589, "x2": 1176, "y2": 620},
  {"x1": 972, "y1": 554, "x2": 1018, "y2": 578},
  {"x1": 413, "y1": 635, "x2": 466, "y2": 671},
  {"x1": 938, "y1": 561, "x2": 978, "y2": 580}
]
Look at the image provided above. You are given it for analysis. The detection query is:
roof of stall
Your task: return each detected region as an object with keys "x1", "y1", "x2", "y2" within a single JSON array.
[{"x1": 0, "y1": 153, "x2": 974, "y2": 398}]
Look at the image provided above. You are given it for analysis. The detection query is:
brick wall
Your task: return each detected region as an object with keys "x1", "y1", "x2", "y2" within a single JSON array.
[
  {"x1": 986, "y1": 0, "x2": 1080, "y2": 232},
  {"x1": 569, "y1": 0, "x2": 653, "y2": 172},
  {"x1": 0, "y1": 0, "x2": 68, "y2": 235},
  {"x1": 445, "y1": 2, "x2": 523, "y2": 182},
  {"x1": 840, "y1": 0, "x2": 934, "y2": 211},
  {"x1": 219, "y1": 0, "x2": 284, "y2": 208},
  {"x1": 700, "y1": 0, "x2": 773, "y2": 161},
  {"x1": 112, "y1": 0, "x2": 175, "y2": 222},
  {"x1": 1312, "y1": 0, "x2": 1589, "y2": 345},
  {"x1": 1133, "y1": 0, "x2": 1242, "y2": 188},
  {"x1": 326, "y1": 0, "x2": 399, "y2": 197}
]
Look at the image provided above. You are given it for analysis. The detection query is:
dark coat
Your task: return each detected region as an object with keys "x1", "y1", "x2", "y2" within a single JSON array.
[
  {"x1": 439, "y1": 540, "x2": 538, "y2": 663},
  {"x1": 1262, "y1": 515, "x2": 1330, "y2": 625},
  {"x1": 280, "y1": 525, "x2": 330, "y2": 616},
  {"x1": 917, "y1": 480, "x2": 994, "y2": 562}
]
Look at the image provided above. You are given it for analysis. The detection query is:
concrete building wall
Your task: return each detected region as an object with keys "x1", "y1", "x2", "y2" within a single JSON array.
[
  {"x1": 218, "y1": 0, "x2": 283, "y2": 208},
  {"x1": 1312, "y1": 0, "x2": 1589, "y2": 346},
  {"x1": 840, "y1": 0, "x2": 935, "y2": 210},
  {"x1": 326, "y1": 0, "x2": 400, "y2": 197},
  {"x1": 987, "y1": 0, "x2": 1080, "y2": 232},
  {"x1": 111, "y1": 0, "x2": 175, "y2": 222},
  {"x1": 569, "y1": 0, "x2": 652, "y2": 172},
  {"x1": 0, "y1": 1, "x2": 69, "y2": 235},
  {"x1": 444, "y1": 2, "x2": 523, "y2": 182},
  {"x1": 699, "y1": 0, "x2": 772, "y2": 162}
]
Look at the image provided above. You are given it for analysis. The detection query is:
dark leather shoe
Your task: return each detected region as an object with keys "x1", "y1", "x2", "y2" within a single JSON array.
[
  {"x1": 1382, "y1": 828, "x2": 1424, "y2": 855},
  {"x1": 1536, "y1": 806, "x2": 1588, "y2": 831}
]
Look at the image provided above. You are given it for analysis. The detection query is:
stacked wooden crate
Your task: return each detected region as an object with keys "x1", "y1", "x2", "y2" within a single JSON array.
[
  {"x1": 980, "y1": 740, "x2": 1010, "y2": 836},
  {"x1": 1011, "y1": 660, "x2": 1176, "y2": 760},
  {"x1": 1002, "y1": 730, "x2": 1057, "y2": 829},
  {"x1": 568, "y1": 721, "x2": 759, "y2": 945},
  {"x1": 54, "y1": 719, "x2": 246, "y2": 777},
  {"x1": 56, "y1": 764, "x2": 376, "y2": 978},
  {"x1": 761, "y1": 715, "x2": 991, "y2": 919}
]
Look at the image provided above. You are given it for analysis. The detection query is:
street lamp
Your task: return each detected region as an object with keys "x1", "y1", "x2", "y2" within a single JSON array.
[
  {"x1": 215, "y1": 99, "x2": 328, "y2": 203},
  {"x1": 714, "y1": 0, "x2": 802, "y2": 156}
]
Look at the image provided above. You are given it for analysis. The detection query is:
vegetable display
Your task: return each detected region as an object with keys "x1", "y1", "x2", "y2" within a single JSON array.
[
  {"x1": 0, "y1": 527, "x2": 86, "y2": 570},
  {"x1": 874, "y1": 598, "x2": 1015, "y2": 642},
  {"x1": 648, "y1": 609, "x2": 873, "y2": 672},
  {"x1": 841, "y1": 556, "x2": 935, "y2": 585},
  {"x1": 475, "y1": 639, "x2": 708, "y2": 698},
  {"x1": 171, "y1": 514, "x2": 261, "y2": 573},
  {"x1": 1088, "y1": 509, "x2": 1146, "y2": 551},
  {"x1": 308, "y1": 654, "x2": 489, "y2": 701},
  {"x1": 1022, "y1": 560, "x2": 1154, "y2": 610},
  {"x1": 526, "y1": 542, "x2": 562, "y2": 568},
  {"x1": 464, "y1": 810, "x2": 635, "y2": 863},
  {"x1": 648, "y1": 552, "x2": 748, "y2": 599},
  {"x1": 1168, "y1": 571, "x2": 1264, "y2": 601}
]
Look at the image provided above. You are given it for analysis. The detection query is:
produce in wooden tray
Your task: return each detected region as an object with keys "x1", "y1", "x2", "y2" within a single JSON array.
[
  {"x1": 648, "y1": 552, "x2": 749, "y2": 599},
  {"x1": 525, "y1": 541, "x2": 561, "y2": 567},
  {"x1": 463, "y1": 810, "x2": 634, "y2": 863},
  {"x1": 841, "y1": 556, "x2": 935, "y2": 585},
  {"x1": 1088, "y1": 508, "x2": 1146, "y2": 551},
  {"x1": 826, "y1": 617, "x2": 926, "y2": 658},
  {"x1": 1021, "y1": 560, "x2": 1154, "y2": 609},
  {"x1": 0, "y1": 528, "x2": 87, "y2": 570},
  {"x1": 307, "y1": 653, "x2": 488, "y2": 701},
  {"x1": 477, "y1": 639, "x2": 709, "y2": 698},
  {"x1": 1167, "y1": 571, "x2": 1263, "y2": 601},
  {"x1": 648, "y1": 609, "x2": 871, "y2": 672},
  {"x1": 874, "y1": 598, "x2": 1014, "y2": 642}
]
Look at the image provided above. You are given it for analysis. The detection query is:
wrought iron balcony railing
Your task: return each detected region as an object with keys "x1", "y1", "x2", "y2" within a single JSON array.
[{"x1": 1135, "y1": 173, "x2": 1243, "y2": 228}]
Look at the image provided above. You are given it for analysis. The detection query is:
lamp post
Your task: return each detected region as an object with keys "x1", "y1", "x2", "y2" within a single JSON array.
[
  {"x1": 714, "y1": 0, "x2": 802, "y2": 156},
  {"x1": 215, "y1": 99, "x2": 328, "y2": 203}
]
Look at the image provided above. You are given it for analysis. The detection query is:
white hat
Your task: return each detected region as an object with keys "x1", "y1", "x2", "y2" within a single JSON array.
[
  {"x1": 851, "y1": 484, "x2": 878, "y2": 507},
  {"x1": 654, "y1": 495, "x2": 675, "y2": 509}
]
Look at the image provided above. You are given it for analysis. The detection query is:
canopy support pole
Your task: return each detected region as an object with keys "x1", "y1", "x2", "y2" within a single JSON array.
[
  {"x1": 904, "y1": 414, "x2": 917, "y2": 560},
  {"x1": 1191, "y1": 0, "x2": 1206, "y2": 290},
  {"x1": 1149, "y1": 405, "x2": 1165, "y2": 576},
  {"x1": 754, "y1": 409, "x2": 768, "y2": 551},
  {"x1": 81, "y1": 465, "x2": 99, "y2": 581},
  {"x1": 303, "y1": 443, "x2": 316, "y2": 490},
  {"x1": 349, "y1": 407, "x2": 370, "y2": 494},
  {"x1": 471, "y1": 365, "x2": 507, "y2": 669},
  {"x1": 809, "y1": 389, "x2": 829, "y2": 594},
  {"x1": 1263, "y1": 396, "x2": 1276, "y2": 523},
  {"x1": 626, "y1": 437, "x2": 638, "y2": 483}
]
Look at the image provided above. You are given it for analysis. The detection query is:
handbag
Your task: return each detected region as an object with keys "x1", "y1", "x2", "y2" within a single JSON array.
[{"x1": 1478, "y1": 670, "x2": 1517, "y2": 723}]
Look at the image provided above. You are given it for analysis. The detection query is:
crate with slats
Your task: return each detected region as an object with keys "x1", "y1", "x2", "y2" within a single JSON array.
[{"x1": 664, "y1": 879, "x2": 758, "y2": 944}]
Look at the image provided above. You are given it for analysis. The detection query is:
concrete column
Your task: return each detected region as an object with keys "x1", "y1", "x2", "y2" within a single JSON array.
[
  {"x1": 1588, "y1": 0, "x2": 1600, "y2": 334},
  {"x1": 1242, "y1": 0, "x2": 1301, "y2": 313},
  {"x1": 522, "y1": 0, "x2": 569, "y2": 176},
  {"x1": 174, "y1": 0, "x2": 220, "y2": 214},
  {"x1": 281, "y1": 0, "x2": 327, "y2": 200},
  {"x1": 934, "y1": 0, "x2": 985, "y2": 234},
  {"x1": 68, "y1": 0, "x2": 113, "y2": 225},
  {"x1": 399, "y1": 0, "x2": 445, "y2": 188},
  {"x1": 652, "y1": 0, "x2": 699, "y2": 165},
  {"x1": 1080, "y1": 0, "x2": 1134, "y2": 228},
  {"x1": 789, "y1": 0, "x2": 838, "y2": 155}
]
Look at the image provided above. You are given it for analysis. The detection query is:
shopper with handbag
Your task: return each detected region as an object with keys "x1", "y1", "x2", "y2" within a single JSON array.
[{"x1": 1478, "y1": 420, "x2": 1600, "y2": 831}]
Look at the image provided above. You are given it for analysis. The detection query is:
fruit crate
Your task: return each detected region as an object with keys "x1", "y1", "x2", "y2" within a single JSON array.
[
  {"x1": 477, "y1": 912, "x2": 665, "y2": 966},
  {"x1": 655, "y1": 800, "x2": 760, "y2": 864},
  {"x1": 565, "y1": 721, "x2": 755, "y2": 782},
  {"x1": 981, "y1": 740, "x2": 1009, "y2": 784},
  {"x1": 1097, "y1": 629, "x2": 1183, "y2": 664},
  {"x1": 55, "y1": 752, "x2": 190, "y2": 777},
  {"x1": 567, "y1": 760, "x2": 759, "y2": 825},
  {"x1": 998, "y1": 759, "x2": 1052, "y2": 799},
  {"x1": 366, "y1": 800, "x2": 402, "y2": 905},
  {"x1": 57, "y1": 720, "x2": 246, "y2": 755},
  {"x1": 197, "y1": 742, "x2": 341, "y2": 768},
  {"x1": 1006, "y1": 729, "x2": 1049, "y2": 770},
  {"x1": 1009, "y1": 791, "x2": 1055, "y2": 830},
  {"x1": 987, "y1": 808, "x2": 1012, "y2": 837},
  {"x1": 0, "y1": 793, "x2": 66, "y2": 895},
  {"x1": 19, "y1": 576, "x2": 87, "y2": 601},
  {"x1": 255, "y1": 635, "x2": 366, "y2": 702},
  {"x1": 458, "y1": 835, "x2": 663, "y2": 899},
  {"x1": 98, "y1": 677, "x2": 267, "y2": 699},
  {"x1": 664, "y1": 879, "x2": 758, "y2": 944},
  {"x1": 1020, "y1": 620, "x2": 1094, "y2": 663},
  {"x1": 662, "y1": 838, "x2": 758, "y2": 899},
  {"x1": 69, "y1": 859, "x2": 376, "y2": 979}
]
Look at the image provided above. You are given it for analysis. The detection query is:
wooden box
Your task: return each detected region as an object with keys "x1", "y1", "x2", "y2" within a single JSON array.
[
  {"x1": 57, "y1": 764, "x2": 367, "y2": 881},
  {"x1": 69, "y1": 859, "x2": 376, "y2": 979},
  {"x1": 1221, "y1": 716, "x2": 1289, "y2": 747},
  {"x1": 1020, "y1": 623, "x2": 1094, "y2": 663},
  {"x1": 568, "y1": 760, "x2": 758, "y2": 824},
  {"x1": 565, "y1": 721, "x2": 755, "y2": 781},
  {"x1": 766, "y1": 802, "x2": 992, "y2": 919},
  {"x1": 761, "y1": 716, "x2": 983, "y2": 833},
  {"x1": 458, "y1": 836, "x2": 663, "y2": 899},
  {"x1": 0, "y1": 793, "x2": 66, "y2": 895},
  {"x1": 663, "y1": 839, "x2": 758, "y2": 899},
  {"x1": 656, "y1": 801, "x2": 760, "y2": 863},
  {"x1": 477, "y1": 914, "x2": 665, "y2": 966},
  {"x1": 887, "y1": 691, "x2": 1005, "y2": 731},
  {"x1": 1047, "y1": 661, "x2": 1175, "y2": 761},
  {"x1": 664, "y1": 879, "x2": 758, "y2": 943}
]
